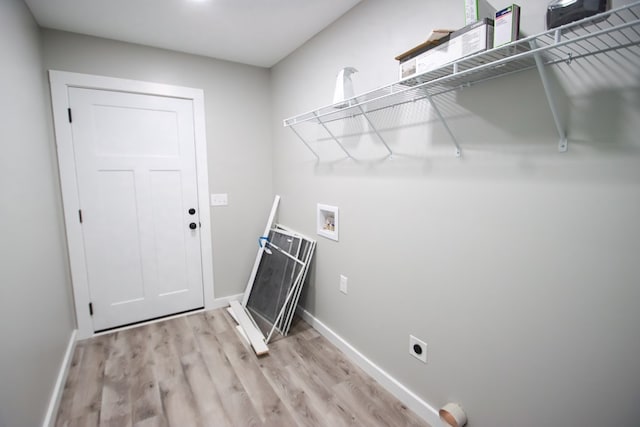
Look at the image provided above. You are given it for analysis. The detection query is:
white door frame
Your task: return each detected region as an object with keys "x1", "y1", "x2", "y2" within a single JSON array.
[{"x1": 49, "y1": 70, "x2": 215, "y2": 339}]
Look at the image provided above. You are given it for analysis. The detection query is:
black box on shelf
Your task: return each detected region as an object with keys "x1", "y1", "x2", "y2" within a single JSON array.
[{"x1": 546, "y1": 0, "x2": 611, "y2": 29}]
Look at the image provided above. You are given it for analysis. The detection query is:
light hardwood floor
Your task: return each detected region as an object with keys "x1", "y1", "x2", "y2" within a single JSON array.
[{"x1": 55, "y1": 308, "x2": 431, "y2": 427}]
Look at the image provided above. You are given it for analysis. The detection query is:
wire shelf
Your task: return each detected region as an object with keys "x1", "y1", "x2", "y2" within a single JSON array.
[{"x1": 283, "y1": 2, "x2": 640, "y2": 159}]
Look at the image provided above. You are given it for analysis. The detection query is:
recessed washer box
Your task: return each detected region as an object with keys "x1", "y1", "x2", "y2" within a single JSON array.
[{"x1": 317, "y1": 204, "x2": 339, "y2": 241}]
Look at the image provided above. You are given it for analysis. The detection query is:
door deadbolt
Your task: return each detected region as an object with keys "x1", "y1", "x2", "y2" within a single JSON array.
[
  {"x1": 189, "y1": 222, "x2": 197, "y2": 230},
  {"x1": 188, "y1": 208, "x2": 196, "y2": 215}
]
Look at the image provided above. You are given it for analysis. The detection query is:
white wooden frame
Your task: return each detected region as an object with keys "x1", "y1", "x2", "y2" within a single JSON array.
[
  {"x1": 241, "y1": 195, "x2": 280, "y2": 306},
  {"x1": 49, "y1": 70, "x2": 215, "y2": 339}
]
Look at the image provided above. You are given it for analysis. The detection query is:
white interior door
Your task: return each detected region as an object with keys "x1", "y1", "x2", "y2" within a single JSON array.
[{"x1": 69, "y1": 87, "x2": 204, "y2": 331}]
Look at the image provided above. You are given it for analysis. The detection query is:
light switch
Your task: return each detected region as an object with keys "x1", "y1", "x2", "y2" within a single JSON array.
[{"x1": 210, "y1": 193, "x2": 228, "y2": 206}]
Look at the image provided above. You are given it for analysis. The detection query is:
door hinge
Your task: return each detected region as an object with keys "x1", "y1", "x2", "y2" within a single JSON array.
[
  {"x1": 78, "y1": 209, "x2": 83, "y2": 223},
  {"x1": 67, "y1": 108, "x2": 72, "y2": 123},
  {"x1": 89, "y1": 302, "x2": 94, "y2": 316}
]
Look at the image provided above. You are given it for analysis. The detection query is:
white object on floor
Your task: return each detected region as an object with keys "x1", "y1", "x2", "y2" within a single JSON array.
[
  {"x1": 439, "y1": 402, "x2": 468, "y2": 427},
  {"x1": 228, "y1": 300, "x2": 268, "y2": 355}
]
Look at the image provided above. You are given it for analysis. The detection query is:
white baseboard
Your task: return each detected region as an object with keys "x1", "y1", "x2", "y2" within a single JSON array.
[
  {"x1": 209, "y1": 293, "x2": 243, "y2": 310},
  {"x1": 297, "y1": 307, "x2": 443, "y2": 427},
  {"x1": 43, "y1": 329, "x2": 77, "y2": 427}
]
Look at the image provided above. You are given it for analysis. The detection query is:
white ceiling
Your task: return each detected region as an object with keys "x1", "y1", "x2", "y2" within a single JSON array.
[{"x1": 24, "y1": 0, "x2": 362, "y2": 68}]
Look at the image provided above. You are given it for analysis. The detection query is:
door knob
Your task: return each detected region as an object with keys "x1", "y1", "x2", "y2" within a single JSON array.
[
  {"x1": 188, "y1": 208, "x2": 196, "y2": 215},
  {"x1": 189, "y1": 222, "x2": 197, "y2": 230}
]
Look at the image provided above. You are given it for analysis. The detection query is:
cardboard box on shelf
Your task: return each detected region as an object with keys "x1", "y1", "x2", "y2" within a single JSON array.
[
  {"x1": 395, "y1": 29, "x2": 454, "y2": 62},
  {"x1": 397, "y1": 19, "x2": 494, "y2": 80},
  {"x1": 396, "y1": 29, "x2": 453, "y2": 80}
]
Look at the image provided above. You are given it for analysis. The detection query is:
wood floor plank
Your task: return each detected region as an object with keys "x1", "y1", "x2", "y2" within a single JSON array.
[
  {"x1": 203, "y1": 308, "x2": 232, "y2": 334},
  {"x1": 266, "y1": 331, "x2": 358, "y2": 427},
  {"x1": 306, "y1": 335, "x2": 357, "y2": 381},
  {"x1": 284, "y1": 361, "x2": 357, "y2": 427},
  {"x1": 149, "y1": 322, "x2": 202, "y2": 427},
  {"x1": 55, "y1": 309, "x2": 431, "y2": 427},
  {"x1": 55, "y1": 342, "x2": 86, "y2": 427},
  {"x1": 181, "y1": 351, "x2": 233, "y2": 427},
  {"x1": 286, "y1": 317, "x2": 320, "y2": 341},
  {"x1": 165, "y1": 316, "x2": 199, "y2": 358},
  {"x1": 187, "y1": 313, "x2": 219, "y2": 355},
  {"x1": 194, "y1": 325, "x2": 263, "y2": 427},
  {"x1": 99, "y1": 352, "x2": 131, "y2": 427},
  {"x1": 332, "y1": 357, "x2": 428, "y2": 427},
  {"x1": 259, "y1": 335, "x2": 301, "y2": 369},
  {"x1": 218, "y1": 329, "x2": 297, "y2": 427},
  {"x1": 258, "y1": 357, "x2": 325, "y2": 427},
  {"x1": 126, "y1": 326, "x2": 165, "y2": 426},
  {"x1": 66, "y1": 412, "x2": 100, "y2": 427},
  {"x1": 99, "y1": 332, "x2": 132, "y2": 427},
  {"x1": 132, "y1": 415, "x2": 167, "y2": 427},
  {"x1": 349, "y1": 366, "x2": 428, "y2": 427},
  {"x1": 157, "y1": 359, "x2": 203, "y2": 427},
  {"x1": 333, "y1": 380, "x2": 395, "y2": 427},
  {"x1": 68, "y1": 336, "x2": 109, "y2": 420},
  {"x1": 288, "y1": 335, "x2": 347, "y2": 387}
]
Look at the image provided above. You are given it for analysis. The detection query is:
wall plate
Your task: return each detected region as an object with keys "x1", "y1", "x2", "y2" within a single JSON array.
[
  {"x1": 211, "y1": 193, "x2": 228, "y2": 206},
  {"x1": 317, "y1": 203, "x2": 339, "y2": 241},
  {"x1": 409, "y1": 335, "x2": 427, "y2": 363}
]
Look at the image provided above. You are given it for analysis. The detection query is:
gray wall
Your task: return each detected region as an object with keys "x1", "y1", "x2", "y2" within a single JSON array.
[
  {"x1": 41, "y1": 29, "x2": 274, "y2": 299},
  {"x1": 271, "y1": 1, "x2": 640, "y2": 426},
  {"x1": 0, "y1": 1, "x2": 76, "y2": 426}
]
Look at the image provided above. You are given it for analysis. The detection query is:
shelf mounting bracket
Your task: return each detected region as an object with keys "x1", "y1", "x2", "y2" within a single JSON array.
[
  {"x1": 425, "y1": 93, "x2": 461, "y2": 158},
  {"x1": 357, "y1": 105, "x2": 393, "y2": 157},
  {"x1": 313, "y1": 112, "x2": 353, "y2": 159},
  {"x1": 288, "y1": 125, "x2": 320, "y2": 161},
  {"x1": 530, "y1": 40, "x2": 568, "y2": 152}
]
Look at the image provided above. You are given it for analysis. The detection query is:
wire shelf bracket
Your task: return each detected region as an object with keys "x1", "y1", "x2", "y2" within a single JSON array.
[
  {"x1": 357, "y1": 105, "x2": 393, "y2": 157},
  {"x1": 289, "y1": 125, "x2": 320, "y2": 161},
  {"x1": 313, "y1": 111, "x2": 353, "y2": 160},
  {"x1": 531, "y1": 39, "x2": 569, "y2": 152},
  {"x1": 425, "y1": 93, "x2": 462, "y2": 158}
]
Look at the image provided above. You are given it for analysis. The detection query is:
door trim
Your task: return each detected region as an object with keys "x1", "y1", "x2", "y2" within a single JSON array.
[{"x1": 49, "y1": 70, "x2": 215, "y2": 339}]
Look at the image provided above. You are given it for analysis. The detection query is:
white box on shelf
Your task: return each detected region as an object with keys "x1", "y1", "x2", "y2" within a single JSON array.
[
  {"x1": 465, "y1": 0, "x2": 480, "y2": 24},
  {"x1": 399, "y1": 19, "x2": 494, "y2": 80},
  {"x1": 465, "y1": 0, "x2": 497, "y2": 25},
  {"x1": 396, "y1": 30, "x2": 454, "y2": 79},
  {"x1": 317, "y1": 204, "x2": 339, "y2": 241},
  {"x1": 494, "y1": 4, "x2": 521, "y2": 47},
  {"x1": 450, "y1": 18, "x2": 494, "y2": 57},
  {"x1": 413, "y1": 42, "x2": 456, "y2": 76}
]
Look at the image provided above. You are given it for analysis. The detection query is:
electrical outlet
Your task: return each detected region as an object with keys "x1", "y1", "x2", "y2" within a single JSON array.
[
  {"x1": 210, "y1": 193, "x2": 228, "y2": 206},
  {"x1": 409, "y1": 335, "x2": 427, "y2": 363},
  {"x1": 339, "y1": 275, "x2": 348, "y2": 294}
]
